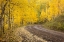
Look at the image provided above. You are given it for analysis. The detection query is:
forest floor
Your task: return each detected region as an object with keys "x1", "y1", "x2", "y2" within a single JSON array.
[
  {"x1": 2, "y1": 26, "x2": 47, "y2": 42},
  {"x1": 1, "y1": 24, "x2": 64, "y2": 42},
  {"x1": 25, "y1": 25, "x2": 64, "y2": 42},
  {"x1": 12, "y1": 26, "x2": 47, "y2": 42}
]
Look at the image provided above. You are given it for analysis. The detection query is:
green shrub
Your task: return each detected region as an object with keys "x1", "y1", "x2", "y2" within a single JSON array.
[{"x1": 43, "y1": 14, "x2": 64, "y2": 32}]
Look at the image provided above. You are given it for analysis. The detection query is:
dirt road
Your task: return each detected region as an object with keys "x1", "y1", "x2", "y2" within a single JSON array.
[{"x1": 25, "y1": 25, "x2": 64, "y2": 42}]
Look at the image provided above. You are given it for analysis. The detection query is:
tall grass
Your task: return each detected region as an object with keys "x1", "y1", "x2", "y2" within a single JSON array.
[{"x1": 43, "y1": 14, "x2": 64, "y2": 32}]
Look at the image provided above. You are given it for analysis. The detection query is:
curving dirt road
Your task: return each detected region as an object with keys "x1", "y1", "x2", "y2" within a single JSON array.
[{"x1": 25, "y1": 25, "x2": 64, "y2": 42}]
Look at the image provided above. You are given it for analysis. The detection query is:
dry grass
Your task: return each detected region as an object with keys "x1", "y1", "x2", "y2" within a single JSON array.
[
  {"x1": 3, "y1": 26, "x2": 47, "y2": 42},
  {"x1": 14, "y1": 27, "x2": 47, "y2": 42}
]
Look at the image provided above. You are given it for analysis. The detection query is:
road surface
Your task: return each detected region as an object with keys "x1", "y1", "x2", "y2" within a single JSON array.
[{"x1": 25, "y1": 25, "x2": 64, "y2": 42}]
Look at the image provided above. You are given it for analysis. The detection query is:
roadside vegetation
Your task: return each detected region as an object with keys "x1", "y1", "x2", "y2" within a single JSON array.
[{"x1": 43, "y1": 14, "x2": 64, "y2": 32}]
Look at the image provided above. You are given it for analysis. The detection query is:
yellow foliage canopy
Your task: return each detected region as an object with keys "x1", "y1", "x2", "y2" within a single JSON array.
[{"x1": 0, "y1": 0, "x2": 64, "y2": 29}]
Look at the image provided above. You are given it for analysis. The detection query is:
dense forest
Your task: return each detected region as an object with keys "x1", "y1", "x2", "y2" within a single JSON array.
[{"x1": 0, "y1": 0, "x2": 64, "y2": 42}]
